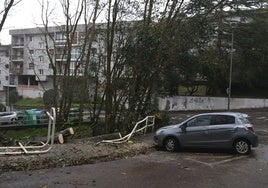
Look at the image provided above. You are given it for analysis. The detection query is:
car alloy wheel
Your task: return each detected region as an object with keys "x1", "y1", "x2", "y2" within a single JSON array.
[
  {"x1": 234, "y1": 139, "x2": 251, "y2": 155},
  {"x1": 164, "y1": 137, "x2": 178, "y2": 152}
]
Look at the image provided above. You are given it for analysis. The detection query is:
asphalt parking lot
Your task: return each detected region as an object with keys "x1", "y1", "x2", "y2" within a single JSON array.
[
  {"x1": 1, "y1": 145, "x2": 267, "y2": 188},
  {"x1": 0, "y1": 109, "x2": 268, "y2": 187}
]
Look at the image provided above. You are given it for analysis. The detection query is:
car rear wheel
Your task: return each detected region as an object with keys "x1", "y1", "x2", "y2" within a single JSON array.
[
  {"x1": 234, "y1": 139, "x2": 251, "y2": 155},
  {"x1": 164, "y1": 137, "x2": 179, "y2": 152}
]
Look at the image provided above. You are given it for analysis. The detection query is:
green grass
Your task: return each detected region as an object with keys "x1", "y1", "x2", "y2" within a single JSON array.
[
  {"x1": 178, "y1": 85, "x2": 207, "y2": 96},
  {"x1": 1, "y1": 124, "x2": 93, "y2": 144},
  {"x1": 1, "y1": 127, "x2": 48, "y2": 145},
  {"x1": 14, "y1": 98, "x2": 45, "y2": 108}
]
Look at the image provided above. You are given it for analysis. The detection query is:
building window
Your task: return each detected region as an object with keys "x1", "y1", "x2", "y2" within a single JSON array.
[
  {"x1": 29, "y1": 36, "x2": 33, "y2": 41},
  {"x1": 55, "y1": 32, "x2": 67, "y2": 45},
  {"x1": 39, "y1": 42, "x2": 44, "y2": 49},
  {"x1": 48, "y1": 49, "x2": 54, "y2": 55},
  {"x1": 49, "y1": 63, "x2": 53, "y2": 69},
  {"x1": 5, "y1": 76, "x2": 8, "y2": 81},
  {"x1": 39, "y1": 56, "x2": 44, "y2": 62},
  {"x1": 29, "y1": 63, "x2": 34, "y2": 69},
  {"x1": 79, "y1": 35, "x2": 85, "y2": 44},
  {"x1": 91, "y1": 48, "x2": 97, "y2": 55},
  {"x1": 39, "y1": 69, "x2": 44, "y2": 75},
  {"x1": 71, "y1": 48, "x2": 81, "y2": 59}
]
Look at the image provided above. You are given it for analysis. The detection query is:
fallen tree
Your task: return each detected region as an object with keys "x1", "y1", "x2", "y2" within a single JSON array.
[
  {"x1": 30, "y1": 127, "x2": 74, "y2": 144},
  {"x1": 56, "y1": 127, "x2": 74, "y2": 144}
]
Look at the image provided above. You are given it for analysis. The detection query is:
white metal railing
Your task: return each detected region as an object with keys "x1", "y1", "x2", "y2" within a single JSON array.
[
  {"x1": 97, "y1": 115, "x2": 155, "y2": 144},
  {"x1": 0, "y1": 107, "x2": 56, "y2": 155}
]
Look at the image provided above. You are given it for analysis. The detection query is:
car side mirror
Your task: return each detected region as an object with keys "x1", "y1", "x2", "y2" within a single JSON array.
[{"x1": 181, "y1": 123, "x2": 187, "y2": 132}]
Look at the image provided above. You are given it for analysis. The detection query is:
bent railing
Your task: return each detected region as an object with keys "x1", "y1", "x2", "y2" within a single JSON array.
[
  {"x1": 98, "y1": 115, "x2": 155, "y2": 144},
  {"x1": 0, "y1": 107, "x2": 56, "y2": 155}
]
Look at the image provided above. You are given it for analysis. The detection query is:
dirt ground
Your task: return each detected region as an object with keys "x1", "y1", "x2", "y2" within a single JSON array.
[{"x1": 0, "y1": 134, "x2": 155, "y2": 172}]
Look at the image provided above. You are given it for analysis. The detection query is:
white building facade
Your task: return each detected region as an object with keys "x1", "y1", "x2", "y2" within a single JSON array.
[
  {"x1": 6, "y1": 24, "x2": 102, "y2": 99},
  {"x1": 0, "y1": 45, "x2": 11, "y2": 104}
]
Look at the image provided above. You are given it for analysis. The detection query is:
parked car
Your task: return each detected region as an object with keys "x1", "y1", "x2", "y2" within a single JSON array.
[
  {"x1": 68, "y1": 108, "x2": 91, "y2": 122},
  {"x1": 16, "y1": 111, "x2": 24, "y2": 125},
  {"x1": 154, "y1": 112, "x2": 258, "y2": 155},
  {"x1": 0, "y1": 111, "x2": 18, "y2": 125}
]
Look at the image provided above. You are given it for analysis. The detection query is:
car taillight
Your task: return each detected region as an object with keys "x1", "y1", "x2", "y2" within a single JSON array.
[{"x1": 247, "y1": 124, "x2": 254, "y2": 132}]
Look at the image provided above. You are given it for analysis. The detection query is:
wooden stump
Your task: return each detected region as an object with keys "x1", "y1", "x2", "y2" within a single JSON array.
[
  {"x1": 56, "y1": 127, "x2": 74, "y2": 144},
  {"x1": 30, "y1": 127, "x2": 74, "y2": 144}
]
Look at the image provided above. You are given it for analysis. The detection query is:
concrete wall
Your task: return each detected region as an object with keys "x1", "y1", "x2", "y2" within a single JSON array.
[
  {"x1": 17, "y1": 87, "x2": 44, "y2": 99},
  {"x1": 158, "y1": 96, "x2": 268, "y2": 111}
]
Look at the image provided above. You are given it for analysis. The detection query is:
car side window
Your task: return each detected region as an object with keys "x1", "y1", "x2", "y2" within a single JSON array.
[
  {"x1": 187, "y1": 115, "x2": 212, "y2": 127},
  {"x1": 213, "y1": 115, "x2": 235, "y2": 125}
]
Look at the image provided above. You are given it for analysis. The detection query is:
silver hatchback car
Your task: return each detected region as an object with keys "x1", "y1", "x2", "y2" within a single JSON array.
[
  {"x1": 0, "y1": 111, "x2": 18, "y2": 125},
  {"x1": 154, "y1": 112, "x2": 258, "y2": 154}
]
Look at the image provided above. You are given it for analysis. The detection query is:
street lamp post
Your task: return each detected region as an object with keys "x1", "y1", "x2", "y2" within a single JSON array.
[{"x1": 227, "y1": 24, "x2": 235, "y2": 111}]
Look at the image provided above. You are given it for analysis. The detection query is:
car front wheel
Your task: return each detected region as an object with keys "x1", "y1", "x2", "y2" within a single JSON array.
[
  {"x1": 11, "y1": 118, "x2": 17, "y2": 125},
  {"x1": 234, "y1": 139, "x2": 251, "y2": 155},
  {"x1": 164, "y1": 137, "x2": 179, "y2": 152}
]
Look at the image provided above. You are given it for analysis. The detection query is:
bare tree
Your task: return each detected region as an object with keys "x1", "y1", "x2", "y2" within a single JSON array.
[
  {"x1": 38, "y1": 0, "x2": 104, "y2": 125},
  {"x1": 0, "y1": 0, "x2": 20, "y2": 32},
  {"x1": 77, "y1": 0, "x2": 101, "y2": 126},
  {"x1": 39, "y1": 0, "x2": 84, "y2": 122}
]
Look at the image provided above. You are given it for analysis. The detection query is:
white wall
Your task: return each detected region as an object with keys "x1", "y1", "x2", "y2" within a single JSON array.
[
  {"x1": 158, "y1": 96, "x2": 268, "y2": 111},
  {"x1": 17, "y1": 87, "x2": 44, "y2": 98}
]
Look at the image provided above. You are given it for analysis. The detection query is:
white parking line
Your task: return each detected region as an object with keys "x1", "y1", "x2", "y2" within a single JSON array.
[
  {"x1": 257, "y1": 129, "x2": 268, "y2": 132},
  {"x1": 184, "y1": 155, "x2": 248, "y2": 167}
]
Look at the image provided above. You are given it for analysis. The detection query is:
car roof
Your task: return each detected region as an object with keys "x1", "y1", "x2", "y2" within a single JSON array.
[{"x1": 193, "y1": 112, "x2": 248, "y2": 118}]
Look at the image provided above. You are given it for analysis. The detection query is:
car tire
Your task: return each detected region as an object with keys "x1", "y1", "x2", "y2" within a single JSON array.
[
  {"x1": 233, "y1": 139, "x2": 251, "y2": 155},
  {"x1": 164, "y1": 137, "x2": 179, "y2": 152},
  {"x1": 11, "y1": 118, "x2": 17, "y2": 125}
]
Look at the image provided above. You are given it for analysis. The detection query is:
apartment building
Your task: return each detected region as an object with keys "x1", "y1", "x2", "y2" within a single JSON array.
[
  {"x1": 0, "y1": 45, "x2": 11, "y2": 104},
  {"x1": 7, "y1": 24, "x2": 102, "y2": 99}
]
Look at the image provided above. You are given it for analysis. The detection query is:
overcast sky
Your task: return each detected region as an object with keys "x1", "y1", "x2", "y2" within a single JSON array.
[
  {"x1": 0, "y1": 0, "x2": 107, "y2": 45},
  {"x1": 0, "y1": 0, "x2": 58, "y2": 45}
]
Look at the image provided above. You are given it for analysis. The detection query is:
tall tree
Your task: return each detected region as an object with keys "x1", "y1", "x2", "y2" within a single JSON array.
[{"x1": 234, "y1": 7, "x2": 268, "y2": 90}]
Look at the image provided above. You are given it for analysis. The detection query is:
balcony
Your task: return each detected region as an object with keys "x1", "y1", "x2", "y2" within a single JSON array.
[
  {"x1": 55, "y1": 39, "x2": 67, "y2": 46},
  {"x1": 55, "y1": 55, "x2": 68, "y2": 62},
  {"x1": 10, "y1": 67, "x2": 23, "y2": 75},
  {"x1": 11, "y1": 55, "x2": 24, "y2": 61},
  {"x1": 12, "y1": 42, "x2": 24, "y2": 48},
  {"x1": 36, "y1": 75, "x2": 47, "y2": 81}
]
